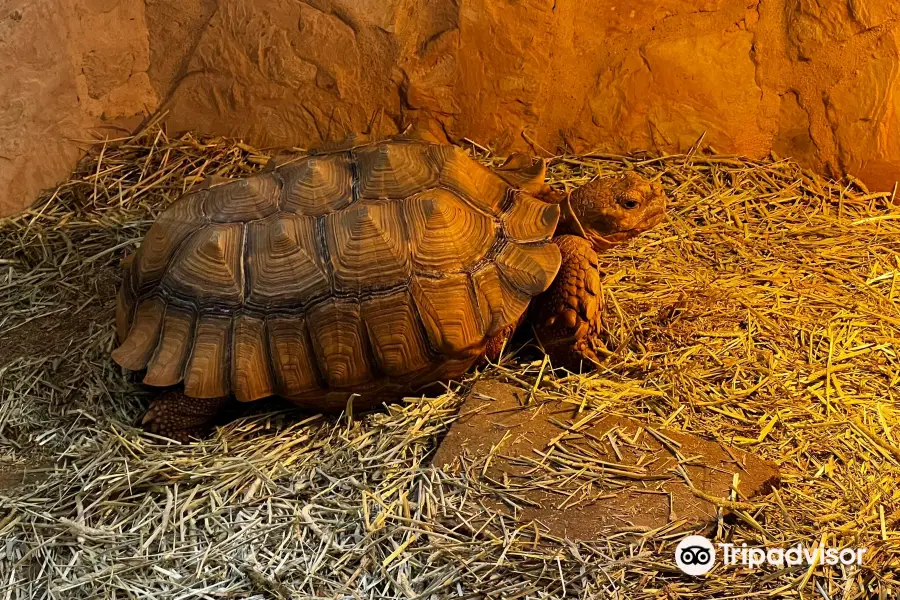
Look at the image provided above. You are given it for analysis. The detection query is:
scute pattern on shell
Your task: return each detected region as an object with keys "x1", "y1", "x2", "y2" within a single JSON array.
[{"x1": 112, "y1": 140, "x2": 562, "y2": 409}]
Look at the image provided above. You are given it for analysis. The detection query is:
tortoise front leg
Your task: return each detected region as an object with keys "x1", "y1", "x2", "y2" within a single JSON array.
[
  {"x1": 140, "y1": 390, "x2": 230, "y2": 442},
  {"x1": 480, "y1": 309, "x2": 529, "y2": 366},
  {"x1": 482, "y1": 324, "x2": 515, "y2": 365},
  {"x1": 531, "y1": 235, "x2": 604, "y2": 371}
]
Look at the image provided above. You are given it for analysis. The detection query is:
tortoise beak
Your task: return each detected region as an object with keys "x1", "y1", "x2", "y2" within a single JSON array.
[{"x1": 585, "y1": 207, "x2": 666, "y2": 251}]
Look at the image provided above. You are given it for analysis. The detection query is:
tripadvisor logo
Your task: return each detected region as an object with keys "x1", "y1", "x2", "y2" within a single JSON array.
[
  {"x1": 675, "y1": 536, "x2": 716, "y2": 575},
  {"x1": 675, "y1": 535, "x2": 867, "y2": 576}
]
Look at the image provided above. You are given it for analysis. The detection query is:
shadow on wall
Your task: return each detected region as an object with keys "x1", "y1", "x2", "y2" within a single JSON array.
[{"x1": 2, "y1": 0, "x2": 899, "y2": 217}]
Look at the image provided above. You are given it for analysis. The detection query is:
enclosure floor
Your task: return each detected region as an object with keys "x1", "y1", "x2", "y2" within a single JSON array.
[{"x1": 1, "y1": 125, "x2": 899, "y2": 598}]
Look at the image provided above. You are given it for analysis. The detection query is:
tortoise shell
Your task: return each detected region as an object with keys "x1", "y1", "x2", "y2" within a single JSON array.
[{"x1": 112, "y1": 140, "x2": 562, "y2": 410}]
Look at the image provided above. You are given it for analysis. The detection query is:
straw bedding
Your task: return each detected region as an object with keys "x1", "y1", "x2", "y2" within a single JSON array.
[{"x1": 0, "y1": 123, "x2": 899, "y2": 598}]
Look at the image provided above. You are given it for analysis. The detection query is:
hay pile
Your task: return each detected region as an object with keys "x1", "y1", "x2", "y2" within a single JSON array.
[{"x1": 0, "y1": 123, "x2": 899, "y2": 598}]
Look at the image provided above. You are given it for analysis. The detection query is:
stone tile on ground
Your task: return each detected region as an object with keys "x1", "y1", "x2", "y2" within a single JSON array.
[{"x1": 432, "y1": 380, "x2": 779, "y2": 540}]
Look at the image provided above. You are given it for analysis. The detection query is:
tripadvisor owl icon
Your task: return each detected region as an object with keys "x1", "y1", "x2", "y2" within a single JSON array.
[{"x1": 675, "y1": 535, "x2": 716, "y2": 576}]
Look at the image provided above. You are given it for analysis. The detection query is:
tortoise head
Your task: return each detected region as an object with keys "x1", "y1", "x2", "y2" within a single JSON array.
[{"x1": 563, "y1": 172, "x2": 667, "y2": 250}]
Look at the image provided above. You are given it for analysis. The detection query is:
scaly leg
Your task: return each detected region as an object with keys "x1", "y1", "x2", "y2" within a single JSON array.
[
  {"x1": 140, "y1": 390, "x2": 230, "y2": 442},
  {"x1": 479, "y1": 309, "x2": 528, "y2": 367},
  {"x1": 531, "y1": 235, "x2": 603, "y2": 372},
  {"x1": 481, "y1": 323, "x2": 516, "y2": 365}
]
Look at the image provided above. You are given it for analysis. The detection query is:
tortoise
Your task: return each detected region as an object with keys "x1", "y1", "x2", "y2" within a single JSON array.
[{"x1": 112, "y1": 138, "x2": 666, "y2": 440}]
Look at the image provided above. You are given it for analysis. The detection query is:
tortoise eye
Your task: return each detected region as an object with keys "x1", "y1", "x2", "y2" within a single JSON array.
[{"x1": 621, "y1": 199, "x2": 639, "y2": 209}]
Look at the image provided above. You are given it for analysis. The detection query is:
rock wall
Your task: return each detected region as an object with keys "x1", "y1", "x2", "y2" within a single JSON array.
[
  {"x1": 0, "y1": 1, "x2": 157, "y2": 217},
  {"x1": 2, "y1": 0, "x2": 899, "y2": 216}
]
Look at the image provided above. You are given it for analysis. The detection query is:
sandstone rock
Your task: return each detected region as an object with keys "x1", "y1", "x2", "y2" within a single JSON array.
[
  {"x1": 145, "y1": 0, "x2": 218, "y2": 101},
  {"x1": 824, "y1": 29, "x2": 900, "y2": 189},
  {"x1": 158, "y1": 0, "x2": 406, "y2": 148},
  {"x1": 432, "y1": 381, "x2": 779, "y2": 539},
  {"x1": 0, "y1": 0, "x2": 158, "y2": 217},
  {"x1": 773, "y1": 90, "x2": 816, "y2": 167},
  {"x1": 2, "y1": 0, "x2": 900, "y2": 217}
]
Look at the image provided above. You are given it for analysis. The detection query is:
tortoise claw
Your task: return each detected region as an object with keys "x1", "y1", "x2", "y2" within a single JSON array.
[{"x1": 551, "y1": 339, "x2": 602, "y2": 373}]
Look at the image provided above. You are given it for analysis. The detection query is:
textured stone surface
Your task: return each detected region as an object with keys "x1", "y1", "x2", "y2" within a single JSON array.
[
  {"x1": 2, "y1": 0, "x2": 900, "y2": 216},
  {"x1": 432, "y1": 381, "x2": 780, "y2": 539},
  {"x1": 0, "y1": 0, "x2": 158, "y2": 217}
]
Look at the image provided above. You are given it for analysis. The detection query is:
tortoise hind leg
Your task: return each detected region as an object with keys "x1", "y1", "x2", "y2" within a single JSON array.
[
  {"x1": 140, "y1": 390, "x2": 230, "y2": 442},
  {"x1": 531, "y1": 235, "x2": 604, "y2": 372}
]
